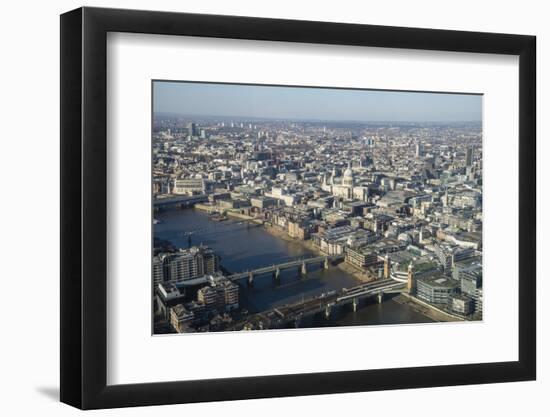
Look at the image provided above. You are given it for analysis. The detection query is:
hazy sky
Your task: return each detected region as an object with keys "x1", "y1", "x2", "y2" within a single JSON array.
[{"x1": 153, "y1": 81, "x2": 482, "y2": 122}]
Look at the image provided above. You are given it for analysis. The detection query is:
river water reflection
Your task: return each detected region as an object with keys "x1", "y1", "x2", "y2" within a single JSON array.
[{"x1": 155, "y1": 208, "x2": 433, "y2": 326}]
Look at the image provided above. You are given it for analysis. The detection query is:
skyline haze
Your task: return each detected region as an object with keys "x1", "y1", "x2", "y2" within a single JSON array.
[{"x1": 153, "y1": 81, "x2": 482, "y2": 123}]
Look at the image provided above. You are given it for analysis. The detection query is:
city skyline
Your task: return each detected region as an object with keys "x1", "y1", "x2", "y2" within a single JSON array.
[
  {"x1": 152, "y1": 81, "x2": 483, "y2": 334},
  {"x1": 153, "y1": 81, "x2": 483, "y2": 123}
]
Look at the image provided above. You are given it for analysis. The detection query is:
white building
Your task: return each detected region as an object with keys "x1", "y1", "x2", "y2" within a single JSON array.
[
  {"x1": 172, "y1": 178, "x2": 206, "y2": 195},
  {"x1": 321, "y1": 163, "x2": 369, "y2": 201}
]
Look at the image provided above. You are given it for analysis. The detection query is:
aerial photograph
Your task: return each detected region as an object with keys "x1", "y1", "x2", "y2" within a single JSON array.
[{"x1": 152, "y1": 81, "x2": 483, "y2": 334}]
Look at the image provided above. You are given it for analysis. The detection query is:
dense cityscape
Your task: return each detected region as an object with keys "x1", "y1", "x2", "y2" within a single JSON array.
[{"x1": 152, "y1": 111, "x2": 482, "y2": 334}]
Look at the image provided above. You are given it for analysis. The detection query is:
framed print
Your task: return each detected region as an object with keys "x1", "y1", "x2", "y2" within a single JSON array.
[{"x1": 60, "y1": 7, "x2": 536, "y2": 409}]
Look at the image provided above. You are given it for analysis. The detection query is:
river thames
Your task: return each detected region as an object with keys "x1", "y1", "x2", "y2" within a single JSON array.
[{"x1": 154, "y1": 208, "x2": 434, "y2": 327}]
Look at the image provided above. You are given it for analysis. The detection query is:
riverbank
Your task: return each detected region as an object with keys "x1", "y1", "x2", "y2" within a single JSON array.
[
  {"x1": 393, "y1": 293, "x2": 465, "y2": 322},
  {"x1": 194, "y1": 203, "x2": 217, "y2": 213},
  {"x1": 259, "y1": 221, "x2": 372, "y2": 283},
  {"x1": 156, "y1": 207, "x2": 438, "y2": 326},
  {"x1": 194, "y1": 206, "x2": 374, "y2": 283}
]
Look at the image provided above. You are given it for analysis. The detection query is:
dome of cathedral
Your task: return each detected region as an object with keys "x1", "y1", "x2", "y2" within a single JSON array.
[{"x1": 341, "y1": 163, "x2": 354, "y2": 187}]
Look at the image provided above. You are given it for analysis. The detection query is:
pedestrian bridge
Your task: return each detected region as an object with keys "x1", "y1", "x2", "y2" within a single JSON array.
[
  {"x1": 161, "y1": 254, "x2": 344, "y2": 287},
  {"x1": 228, "y1": 254, "x2": 344, "y2": 284}
]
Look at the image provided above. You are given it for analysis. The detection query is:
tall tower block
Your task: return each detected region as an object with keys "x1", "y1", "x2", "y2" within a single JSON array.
[{"x1": 466, "y1": 147, "x2": 473, "y2": 167}]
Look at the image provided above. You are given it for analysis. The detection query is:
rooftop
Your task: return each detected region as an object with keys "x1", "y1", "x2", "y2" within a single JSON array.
[{"x1": 417, "y1": 274, "x2": 460, "y2": 289}]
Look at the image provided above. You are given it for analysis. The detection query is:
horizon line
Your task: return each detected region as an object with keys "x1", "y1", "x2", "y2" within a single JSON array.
[{"x1": 153, "y1": 111, "x2": 482, "y2": 125}]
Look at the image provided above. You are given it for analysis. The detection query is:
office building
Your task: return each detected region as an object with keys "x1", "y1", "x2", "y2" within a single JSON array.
[
  {"x1": 460, "y1": 263, "x2": 482, "y2": 298},
  {"x1": 416, "y1": 275, "x2": 459, "y2": 304},
  {"x1": 345, "y1": 247, "x2": 380, "y2": 269},
  {"x1": 450, "y1": 293, "x2": 475, "y2": 315},
  {"x1": 435, "y1": 243, "x2": 476, "y2": 274}
]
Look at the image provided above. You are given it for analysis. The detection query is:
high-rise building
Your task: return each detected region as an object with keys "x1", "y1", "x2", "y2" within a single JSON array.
[
  {"x1": 466, "y1": 147, "x2": 473, "y2": 167},
  {"x1": 415, "y1": 143, "x2": 422, "y2": 157},
  {"x1": 152, "y1": 257, "x2": 165, "y2": 286},
  {"x1": 188, "y1": 122, "x2": 198, "y2": 137},
  {"x1": 153, "y1": 246, "x2": 220, "y2": 283}
]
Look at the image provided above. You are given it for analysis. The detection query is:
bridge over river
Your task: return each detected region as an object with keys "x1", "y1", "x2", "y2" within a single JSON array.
[
  {"x1": 228, "y1": 254, "x2": 344, "y2": 284},
  {"x1": 276, "y1": 278, "x2": 406, "y2": 318},
  {"x1": 162, "y1": 254, "x2": 344, "y2": 287},
  {"x1": 154, "y1": 194, "x2": 208, "y2": 209},
  {"x1": 235, "y1": 278, "x2": 406, "y2": 329}
]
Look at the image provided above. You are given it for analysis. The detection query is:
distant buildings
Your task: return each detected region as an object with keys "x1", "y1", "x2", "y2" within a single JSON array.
[
  {"x1": 187, "y1": 122, "x2": 199, "y2": 137},
  {"x1": 250, "y1": 196, "x2": 277, "y2": 210},
  {"x1": 152, "y1": 115, "x2": 484, "y2": 330},
  {"x1": 466, "y1": 147, "x2": 473, "y2": 167},
  {"x1": 266, "y1": 187, "x2": 297, "y2": 206},
  {"x1": 415, "y1": 143, "x2": 423, "y2": 158}
]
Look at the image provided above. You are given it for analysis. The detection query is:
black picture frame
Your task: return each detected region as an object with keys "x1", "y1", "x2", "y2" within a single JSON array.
[{"x1": 60, "y1": 6, "x2": 536, "y2": 410}]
